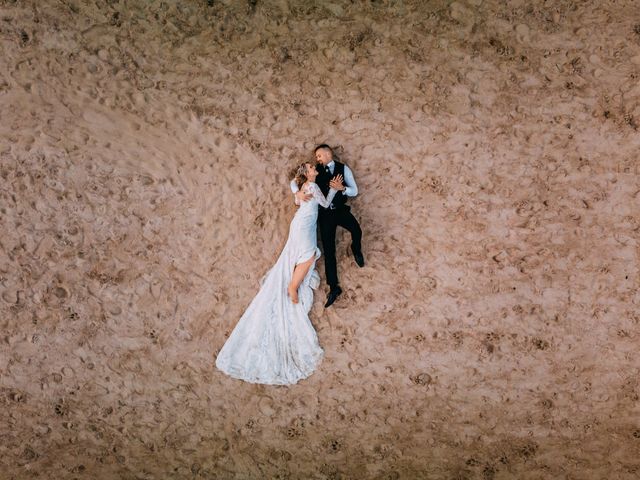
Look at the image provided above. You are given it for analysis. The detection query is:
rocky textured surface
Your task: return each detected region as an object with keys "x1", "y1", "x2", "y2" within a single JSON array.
[{"x1": 1, "y1": 0, "x2": 639, "y2": 478}]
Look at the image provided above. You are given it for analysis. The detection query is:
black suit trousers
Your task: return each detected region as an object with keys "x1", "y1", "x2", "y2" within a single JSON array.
[{"x1": 318, "y1": 205, "x2": 362, "y2": 290}]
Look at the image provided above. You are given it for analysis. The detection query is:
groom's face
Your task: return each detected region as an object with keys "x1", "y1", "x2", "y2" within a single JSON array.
[{"x1": 315, "y1": 148, "x2": 332, "y2": 166}]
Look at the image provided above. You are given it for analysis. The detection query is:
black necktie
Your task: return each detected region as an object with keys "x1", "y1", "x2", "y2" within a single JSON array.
[{"x1": 325, "y1": 165, "x2": 331, "y2": 175}]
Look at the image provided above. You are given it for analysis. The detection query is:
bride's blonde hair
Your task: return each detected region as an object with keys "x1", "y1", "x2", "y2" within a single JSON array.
[{"x1": 290, "y1": 162, "x2": 310, "y2": 190}]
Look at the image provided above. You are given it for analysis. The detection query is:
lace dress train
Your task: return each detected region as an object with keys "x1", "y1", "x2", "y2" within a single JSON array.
[{"x1": 215, "y1": 183, "x2": 337, "y2": 385}]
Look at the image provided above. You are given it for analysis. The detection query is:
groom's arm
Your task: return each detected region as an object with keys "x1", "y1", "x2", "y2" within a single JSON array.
[
  {"x1": 290, "y1": 179, "x2": 300, "y2": 205},
  {"x1": 342, "y1": 165, "x2": 358, "y2": 197},
  {"x1": 291, "y1": 179, "x2": 312, "y2": 205}
]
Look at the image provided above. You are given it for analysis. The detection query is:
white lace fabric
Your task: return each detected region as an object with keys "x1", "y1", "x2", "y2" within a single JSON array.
[{"x1": 215, "y1": 183, "x2": 337, "y2": 385}]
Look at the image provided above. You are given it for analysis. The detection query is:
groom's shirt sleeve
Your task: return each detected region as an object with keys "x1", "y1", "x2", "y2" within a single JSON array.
[
  {"x1": 290, "y1": 179, "x2": 300, "y2": 205},
  {"x1": 343, "y1": 165, "x2": 358, "y2": 197}
]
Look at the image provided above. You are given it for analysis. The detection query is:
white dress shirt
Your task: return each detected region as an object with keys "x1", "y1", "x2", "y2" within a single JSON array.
[{"x1": 290, "y1": 161, "x2": 358, "y2": 204}]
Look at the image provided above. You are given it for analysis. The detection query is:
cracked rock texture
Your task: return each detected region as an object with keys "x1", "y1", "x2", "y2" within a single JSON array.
[{"x1": 1, "y1": 0, "x2": 639, "y2": 479}]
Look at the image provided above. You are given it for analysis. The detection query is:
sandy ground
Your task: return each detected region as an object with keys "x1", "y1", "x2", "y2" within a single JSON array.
[{"x1": 1, "y1": 0, "x2": 640, "y2": 478}]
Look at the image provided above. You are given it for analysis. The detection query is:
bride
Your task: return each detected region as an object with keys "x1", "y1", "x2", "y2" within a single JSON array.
[{"x1": 215, "y1": 162, "x2": 343, "y2": 385}]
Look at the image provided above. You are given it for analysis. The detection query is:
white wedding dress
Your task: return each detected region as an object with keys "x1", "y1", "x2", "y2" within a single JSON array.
[{"x1": 215, "y1": 182, "x2": 338, "y2": 385}]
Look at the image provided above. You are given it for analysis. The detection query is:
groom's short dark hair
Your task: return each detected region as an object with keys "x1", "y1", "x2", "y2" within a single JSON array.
[{"x1": 314, "y1": 144, "x2": 333, "y2": 154}]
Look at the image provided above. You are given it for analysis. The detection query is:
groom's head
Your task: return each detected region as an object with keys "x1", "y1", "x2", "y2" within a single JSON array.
[{"x1": 314, "y1": 144, "x2": 333, "y2": 166}]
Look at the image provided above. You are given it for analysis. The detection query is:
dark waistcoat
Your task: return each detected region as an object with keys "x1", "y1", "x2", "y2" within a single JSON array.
[{"x1": 316, "y1": 161, "x2": 347, "y2": 209}]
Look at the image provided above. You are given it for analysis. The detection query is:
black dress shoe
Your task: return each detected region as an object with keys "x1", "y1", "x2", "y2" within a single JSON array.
[
  {"x1": 353, "y1": 251, "x2": 365, "y2": 267},
  {"x1": 324, "y1": 287, "x2": 342, "y2": 308}
]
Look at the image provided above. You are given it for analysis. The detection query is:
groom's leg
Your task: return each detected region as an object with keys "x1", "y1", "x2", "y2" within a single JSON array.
[
  {"x1": 336, "y1": 208, "x2": 363, "y2": 255},
  {"x1": 319, "y1": 213, "x2": 339, "y2": 289}
]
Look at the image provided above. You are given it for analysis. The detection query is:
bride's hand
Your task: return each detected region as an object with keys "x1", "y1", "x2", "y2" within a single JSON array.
[
  {"x1": 330, "y1": 174, "x2": 344, "y2": 191},
  {"x1": 295, "y1": 190, "x2": 312, "y2": 202}
]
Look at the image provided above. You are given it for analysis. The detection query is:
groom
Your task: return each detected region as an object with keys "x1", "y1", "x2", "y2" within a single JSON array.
[{"x1": 290, "y1": 144, "x2": 364, "y2": 308}]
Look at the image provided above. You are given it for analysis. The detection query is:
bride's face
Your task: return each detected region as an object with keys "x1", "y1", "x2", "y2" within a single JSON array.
[{"x1": 306, "y1": 163, "x2": 317, "y2": 180}]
